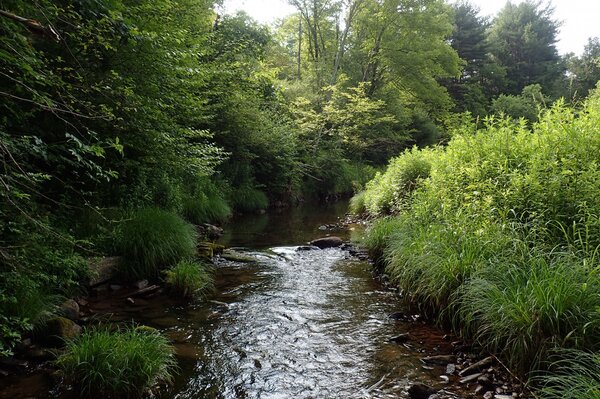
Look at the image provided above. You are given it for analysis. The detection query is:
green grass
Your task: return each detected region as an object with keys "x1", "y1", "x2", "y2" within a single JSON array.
[
  {"x1": 230, "y1": 186, "x2": 269, "y2": 212},
  {"x1": 182, "y1": 192, "x2": 231, "y2": 225},
  {"x1": 56, "y1": 327, "x2": 176, "y2": 398},
  {"x1": 460, "y1": 250, "x2": 600, "y2": 374},
  {"x1": 115, "y1": 208, "x2": 197, "y2": 280},
  {"x1": 538, "y1": 349, "x2": 600, "y2": 399},
  {"x1": 348, "y1": 191, "x2": 366, "y2": 215},
  {"x1": 164, "y1": 260, "x2": 213, "y2": 299}
]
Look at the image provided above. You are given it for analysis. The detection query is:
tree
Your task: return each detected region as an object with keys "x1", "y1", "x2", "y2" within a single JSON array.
[
  {"x1": 566, "y1": 37, "x2": 600, "y2": 99},
  {"x1": 487, "y1": 1, "x2": 563, "y2": 94}
]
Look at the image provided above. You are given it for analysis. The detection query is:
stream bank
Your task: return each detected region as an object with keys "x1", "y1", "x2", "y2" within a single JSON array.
[{"x1": 1, "y1": 202, "x2": 524, "y2": 398}]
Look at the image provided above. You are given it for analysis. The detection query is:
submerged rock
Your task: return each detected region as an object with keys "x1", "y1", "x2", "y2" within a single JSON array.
[
  {"x1": 408, "y1": 383, "x2": 438, "y2": 399},
  {"x1": 310, "y1": 236, "x2": 343, "y2": 249}
]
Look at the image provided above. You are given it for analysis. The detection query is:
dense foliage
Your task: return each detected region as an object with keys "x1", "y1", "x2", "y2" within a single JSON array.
[
  {"x1": 1, "y1": 0, "x2": 599, "y2": 396},
  {"x1": 355, "y1": 92, "x2": 600, "y2": 390}
]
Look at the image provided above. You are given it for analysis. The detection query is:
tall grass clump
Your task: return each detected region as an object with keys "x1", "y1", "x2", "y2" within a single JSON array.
[
  {"x1": 362, "y1": 217, "x2": 406, "y2": 263},
  {"x1": 460, "y1": 250, "x2": 600, "y2": 373},
  {"x1": 349, "y1": 191, "x2": 367, "y2": 215},
  {"x1": 182, "y1": 178, "x2": 231, "y2": 224},
  {"x1": 116, "y1": 208, "x2": 197, "y2": 280},
  {"x1": 56, "y1": 327, "x2": 176, "y2": 398},
  {"x1": 538, "y1": 349, "x2": 600, "y2": 399},
  {"x1": 362, "y1": 146, "x2": 433, "y2": 216},
  {"x1": 164, "y1": 260, "x2": 213, "y2": 299},
  {"x1": 230, "y1": 185, "x2": 269, "y2": 212},
  {"x1": 182, "y1": 193, "x2": 231, "y2": 225}
]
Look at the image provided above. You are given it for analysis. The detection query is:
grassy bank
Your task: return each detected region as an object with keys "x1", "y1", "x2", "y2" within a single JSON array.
[{"x1": 353, "y1": 93, "x2": 600, "y2": 395}]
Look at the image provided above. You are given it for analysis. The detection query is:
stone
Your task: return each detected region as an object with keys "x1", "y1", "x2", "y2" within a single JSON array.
[
  {"x1": 87, "y1": 256, "x2": 120, "y2": 286},
  {"x1": 133, "y1": 280, "x2": 149, "y2": 290},
  {"x1": 483, "y1": 392, "x2": 494, "y2": 399},
  {"x1": 459, "y1": 356, "x2": 495, "y2": 376},
  {"x1": 203, "y1": 224, "x2": 224, "y2": 239},
  {"x1": 296, "y1": 245, "x2": 319, "y2": 251},
  {"x1": 407, "y1": 383, "x2": 437, "y2": 399},
  {"x1": 421, "y1": 355, "x2": 456, "y2": 365},
  {"x1": 445, "y1": 364, "x2": 456, "y2": 375},
  {"x1": 109, "y1": 284, "x2": 122, "y2": 291},
  {"x1": 388, "y1": 333, "x2": 410, "y2": 344},
  {"x1": 59, "y1": 299, "x2": 80, "y2": 321},
  {"x1": 126, "y1": 297, "x2": 135, "y2": 305},
  {"x1": 460, "y1": 373, "x2": 483, "y2": 384},
  {"x1": 38, "y1": 317, "x2": 81, "y2": 346},
  {"x1": 310, "y1": 236, "x2": 343, "y2": 249}
]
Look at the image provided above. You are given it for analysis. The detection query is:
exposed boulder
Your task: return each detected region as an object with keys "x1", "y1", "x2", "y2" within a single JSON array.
[
  {"x1": 59, "y1": 299, "x2": 80, "y2": 321},
  {"x1": 38, "y1": 317, "x2": 82, "y2": 346},
  {"x1": 310, "y1": 236, "x2": 343, "y2": 249},
  {"x1": 407, "y1": 383, "x2": 438, "y2": 399},
  {"x1": 88, "y1": 256, "x2": 120, "y2": 286}
]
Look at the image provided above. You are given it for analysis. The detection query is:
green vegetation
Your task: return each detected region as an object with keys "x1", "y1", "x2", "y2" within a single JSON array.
[
  {"x1": 56, "y1": 327, "x2": 176, "y2": 398},
  {"x1": 356, "y1": 93, "x2": 600, "y2": 387},
  {"x1": 2, "y1": 0, "x2": 600, "y2": 395},
  {"x1": 116, "y1": 209, "x2": 197, "y2": 281},
  {"x1": 538, "y1": 349, "x2": 600, "y2": 399},
  {"x1": 165, "y1": 260, "x2": 214, "y2": 299}
]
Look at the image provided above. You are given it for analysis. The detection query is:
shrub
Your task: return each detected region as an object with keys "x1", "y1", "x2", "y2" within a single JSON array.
[
  {"x1": 230, "y1": 186, "x2": 269, "y2": 212},
  {"x1": 56, "y1": 327, "x2": 176, "y2": 398},
  {"x1": 363, "y1": 146, "x2": 433, "y2": 216},
  {"x1": 538, "y1": 349, "x2": 600, "y2": 399},
  {"x1": 116, "y1": 208, "x2": 197, "y2": 280},
  {"x1": 164, "y1": 260, "x2": 213, "y2": 299}
]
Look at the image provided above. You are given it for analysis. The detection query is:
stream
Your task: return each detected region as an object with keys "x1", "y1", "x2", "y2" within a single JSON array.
[{"x1": 0, "y1": 201, "x2": 469, "y2": 399}]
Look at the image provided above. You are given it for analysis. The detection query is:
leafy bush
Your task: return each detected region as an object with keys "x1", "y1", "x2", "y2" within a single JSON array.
[
  {"x1": 116, "y1": 208, "x2": 197, "y2": 280},
  {"x1": 56, "y1": 327, "x2": 176, "y2": 398},
  {"x1": 363, "y1": 146, "x2": 433, "y2": 216},
  {"x1": 165, "y1": 260, "x2": 213, "y2": 299},
  {"x1": 230, "y1": 186, "x2": 269, "y2": 212}
]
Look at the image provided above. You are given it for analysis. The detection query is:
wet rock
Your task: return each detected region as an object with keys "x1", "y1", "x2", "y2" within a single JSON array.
[
  {"x1": 88, "y1": 256, "x2": 120, "y2": 286},
  {"x1": 495, "y1": 395, "x2": 513, "y2": 399},
  {"x1": 388, "y1": 311, "x2": 407, "y2": 320},
  {"x1": 0, "y1": 368, "x2": 9, "y2": 377},
  {"x1": 203, "y1": 224, "x2": 224, "y2": 239},
  {"x1": 310, "y1": 236, "x2": 343, "y2": 249},
  {"x1": 407, "y1": 383, "x2": 437, "y2": 399},
  {"x1": 483, "y1": 392, "x2": 494, "y2": 399},
  {"x1": 0, "y1": 357, "x2": 28, "y2": 370},
  {"x1": 133, "y1": 279, "x2": 149, "y2": 290},
  {"x1": 109, "y1": 284, "x2": 122, "y2": 291},
  {"x1": 221, "y1": 249, "x2": 257, "y2": 263},
  {"x1": 460, "y1": 373, "x2": 483, "y2": 384},
  {"x1": 296, "y1": 245, "x2": 319, "y2": 251},
  {"x1": 388, "y1": 333, "x2": 410, "y2": 343},
  {"x1": 60, "y1": 299, "x2": 80, "y2": 321},
  {"x1": 421, "y1": 354, "x2": 456, "y2": 365},
  {"x1": 25, "y1": 347, "x2": 56, "y2": 361},
  {"x1": 445, "y1": 363, "x2": 456, "y2": 375},
  {"x1": 477, "y1": 374, "x2": 493, "y2": 389},
  {"x1": 459, "y1": 356, "x2": 495, "y2": 376},
  {"x1": 126, "y1": 297, "x2": 135, "y2": 305},
  {"x1": 39, "y1": 317, "x2": 82, "y2": 346},
  {"x1": 198, "y1": 242, "x2": 224, "y2": 258}
]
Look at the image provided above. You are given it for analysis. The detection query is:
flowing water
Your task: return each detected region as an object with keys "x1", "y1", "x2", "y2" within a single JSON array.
[{"x1": 0, "y1": 202, "x2": 468, "y2": 399}]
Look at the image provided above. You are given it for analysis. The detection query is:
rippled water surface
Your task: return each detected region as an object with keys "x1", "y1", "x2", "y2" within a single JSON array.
[{"x1": 0, "y1": 202, "x2": 465, "y2": 398}]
